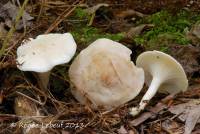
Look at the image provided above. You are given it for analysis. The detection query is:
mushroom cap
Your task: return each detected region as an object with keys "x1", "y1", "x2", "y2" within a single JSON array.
[
  {"x1": 136, "y1": 50, "x2": 188, "y2": 94},
  {"x1": 69, "y1": 38, "x2": 144, "y2": 109},
  {"x1": 16, "y1": 33, "x2": 77, "y2": 73}
]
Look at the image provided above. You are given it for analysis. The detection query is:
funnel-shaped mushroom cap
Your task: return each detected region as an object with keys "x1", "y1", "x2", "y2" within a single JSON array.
[
  {"x1": 136, "y1": 50, "x2": 188, "y2": 94},
  {"x1": 16, "y1": 33, "x2": 77, "y2": 72},
  {"x1": 69, "y1": 38, "x2": 144, "y2": 109}
]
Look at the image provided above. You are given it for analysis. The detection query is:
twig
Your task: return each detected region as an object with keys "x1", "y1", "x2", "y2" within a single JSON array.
[
  {"x1": 37, "y1": 0, "x2": 46, "y2": 21},
  {"x1": 0, "y1": 61, "x2": 15, "y2": 70},
  {"x1": 45, "y1": 0, "x2": 83, "y2": 34},
  {"x1": 16, "y1": 91, "x2": 46, "y2": 105}
]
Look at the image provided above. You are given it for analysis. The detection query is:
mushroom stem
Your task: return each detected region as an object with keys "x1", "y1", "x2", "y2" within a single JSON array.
[
  {"x1": 37, "y1": 71, "x2": 51, "y2": 90},
  {"x1": 130, "y1": 77, "x2": 161, "y2": 116}
]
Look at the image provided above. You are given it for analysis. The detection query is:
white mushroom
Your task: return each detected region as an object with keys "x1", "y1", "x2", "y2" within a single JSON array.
[
  {"x1": 69, "y1": 38, "x2": 144, "y2": 109},
  {"x1": 130, "y1": 50, "x2": 188, "y2": 116},
  {"x1": 16, "y1": 33, "x2": 77, "y2": 89}
]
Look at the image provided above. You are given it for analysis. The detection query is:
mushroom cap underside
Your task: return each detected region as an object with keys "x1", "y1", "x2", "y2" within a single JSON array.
[
  {"x1": 69, "y1": 38, "x2": 144, "y2": 109},
  {"x1": 136, "y1": 50, "x2": 188, "y2": 94}
]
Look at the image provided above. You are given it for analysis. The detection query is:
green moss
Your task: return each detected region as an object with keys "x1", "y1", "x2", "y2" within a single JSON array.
[
  {"x1": 71, "y1": 26, "x2": 124, "y2": 45},
  {"x1": 73, "y1": 7, "x2": 90, "y2": 20},
  {"x1": 134, "y1": 10, "x2": 200, "y2": 51},
  {"x1": 70, "y1": 8, "x2": 124, "y2": 45}
]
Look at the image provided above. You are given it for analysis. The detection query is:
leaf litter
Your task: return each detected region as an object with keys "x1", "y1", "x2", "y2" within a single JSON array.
[
  {"x1": 170, "y1": 45, "x2": 200, "y2": 78},
  {"x1": 169, "y1": 99, "x2": 200, "y2": 134},
  {"x1": 0, "y1": 0, "x2": 200, "y2": 134},
  {"x1": 0, "y1": 1, "x2": 33, "y2": 30}
]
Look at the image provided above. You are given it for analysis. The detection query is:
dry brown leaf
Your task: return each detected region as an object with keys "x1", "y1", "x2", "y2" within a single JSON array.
[
  {"x1": 169, "y1": 99, "x2": 200, "y2": 134},
  {"x1": 185, "y1": 106, "x2": 200, "y2": 134},
  {"x1": 162, "y1": 120, "x2": 184, "y2": 134},
  {"x1": 125, "y1": 24, "x2": 154, "y2": 39},
  {"x1": 190, "y1": 22, "x2": 200, "y2": 39},
  {"x1": 116, "y1": 10, "x2": 147, "y2": 19},
  {"x1": 118, "y1": 125, "x2": 128, "y2": 134},
  {"x1": 0, "y1": 1, "x2": 33, "y2": 30},
  {"x1": 85, "y1": 3, "x2": 109, "y2": 14},
  {"x1": 129, "y1": 129, "x2": 138, "y2": 134},
  {"x1": 14, "y1": 96, "x2": 42, "y2": 134},
  {"x1": 186, "y1": 22, "x2": 200, "y2": 46},
  {"x1": 15, "y1": 96, "x2": 39, "y2": 116},
  {"x1": 170, "y1": 45, "x2": 200, "y2": 78}
]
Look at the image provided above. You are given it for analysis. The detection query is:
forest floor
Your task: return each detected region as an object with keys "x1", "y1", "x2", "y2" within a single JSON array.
[{"x1": 0, "y1": 0, "x2": 200, "y2": 134}]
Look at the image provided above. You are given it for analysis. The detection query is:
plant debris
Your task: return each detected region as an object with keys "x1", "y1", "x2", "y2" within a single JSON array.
[
  {"x1": 125, "y1": 24, "x2": 154, "y2": 39},
  {"x1": 130, "y1": 94, "x2": 175, "y2": 126},
  {"x1": 169, "y1": 99, "x2": 200, "y2": 134},
  {"x1": 0, "y1": 0, "x2": 200, "y2": 133},
  {"x1": 0, "y1": 1, "x2": 33, "y2": 30},
  {"x1": 170, "y1": 45, "x2": 200, "y2": 78}
]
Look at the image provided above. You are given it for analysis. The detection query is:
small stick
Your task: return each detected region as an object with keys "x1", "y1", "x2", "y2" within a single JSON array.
[
  {"x1": 45, "y1": 0, "x2": 83, "y2": 34},
  {"x1": 16, "y1": 91, "x2": 46, "y2": 105}
]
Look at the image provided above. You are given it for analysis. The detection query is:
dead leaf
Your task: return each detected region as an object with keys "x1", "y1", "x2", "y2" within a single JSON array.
[
  {"x1": 186, "y1": 22, "x2": 200, "y2": 46},
  {"x1": 179, "y1": 84, "x2": 200, "y2": 98},
  {"x1": 162, "y1": 120, "x2": 184, "y2": 134},
  {"x1": 85, "y1": 3, "x2": 109, "y2": 14},
  {"x1": 116, "y1": 10, "x2": 147, "y2": 19},
  {"x1": 169, "y1": 99, "x2": 200, "y2": 134},
  {"x1": 125, "y1": 24, "x2": 154, "y2": 39},
  {"x1": 118, "y1": 125, "x2": 128, "y2": 134},
  {"x1": 0, "y1": 1, "x2": 34, "y2": 30},
  {"x1": 190, "y1": 22, "x2": 200, "y2": 39},
  {"x1": 170, "y1": 45, "x2": 200, "y2": 78},
  {"x1": 185, "y1": 106, "x2": 200, "y2": 134},
  {"x1": 14, "y1": 96, "x2": 43, "y2": 134},
  {"x1": 14, "y1": 96, "x2": 39, "y2": 116},
  {"x1": 129, "y1": 128, "x2": 139, "y2": 134}
]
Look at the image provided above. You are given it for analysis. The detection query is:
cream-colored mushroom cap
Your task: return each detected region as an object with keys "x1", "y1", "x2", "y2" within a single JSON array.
[
  {"x1": 16, "y1": 33, "x2": 77, "y2": 72},
  {"x1": 136, "y1": 50, "x2": 188, "y2": 94},
  {"x1": 69, "y1": 38, "x2": 144, "y2": 109}
]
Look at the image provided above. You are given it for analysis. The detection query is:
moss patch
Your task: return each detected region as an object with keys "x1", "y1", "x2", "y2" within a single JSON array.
[
  {"x1": 70, "y1": 8, "x2": 124, "y2": 45},
  {"x1": 134, "y1": 10, "x2": 200, "y2": 52}
]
